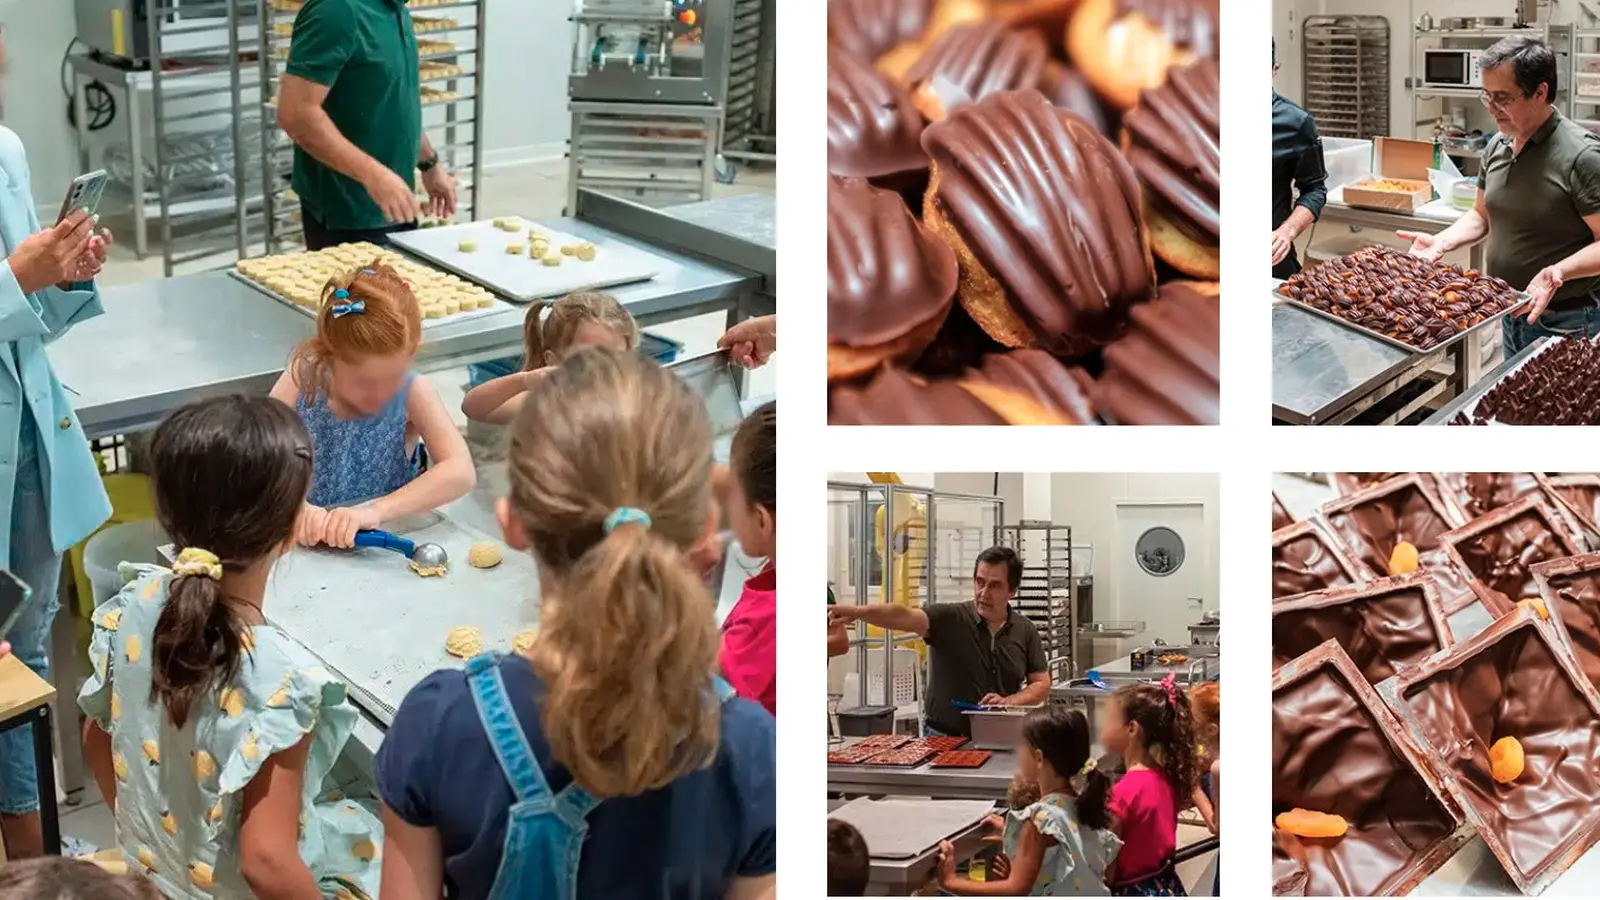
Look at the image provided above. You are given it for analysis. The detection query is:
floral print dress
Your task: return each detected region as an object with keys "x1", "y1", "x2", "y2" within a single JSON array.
[
  {"x1": 1012, "y1": 792, "x2": 1122, "y2": 896},
  {"x1": 78, "y1": 564, "x2": 383, "y2": 899}
]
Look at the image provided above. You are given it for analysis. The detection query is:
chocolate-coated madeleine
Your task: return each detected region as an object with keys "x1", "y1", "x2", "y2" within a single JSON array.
[
  {"x1": 1123, "y1": 59, "x2": 1220, "y2": 278},
  {"x1": 829, "y1": 367, "x2": 1008, "y2": 425},
  {"x1": 1094, "y1": 281, "x2": 1219, "y2": 424},
  {"x1": 921, "y1": 89, "x2": 1155, "y2": 357},
  {"x1": 1068, "y1": 0, "x2": 1219, "y2": 110},
  {"x1": 828, "y1": 49, "x2": 929, "y2": 179},
  {"x1": 907, "y1": 22, "x2": 1049, "y2": 121},
  {"x1": 1042, "y1": 61, "x2": 1112, "y2": 136},
  {"x1": 828, "y1": 0, "x2": 989, "y2": 82},
  {"x1": 958, "y1": 349, "x2": 1099, "y2": 424},
  {"x1": 828, "y1": 176, "x2": 957, "y2": 380}
]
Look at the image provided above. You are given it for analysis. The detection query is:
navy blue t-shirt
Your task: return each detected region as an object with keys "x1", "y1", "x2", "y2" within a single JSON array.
[{"x1": 375, "y1": 654, "x2": 776, "y2": 899}]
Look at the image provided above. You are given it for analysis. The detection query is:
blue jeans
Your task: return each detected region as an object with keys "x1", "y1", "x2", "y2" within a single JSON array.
[
  {"x1": 3, "y1": 416, "x2": 60, "y2": 815},
  {"x1": 1503, "y1": 305, "x2": 1600, "y2": 357}
]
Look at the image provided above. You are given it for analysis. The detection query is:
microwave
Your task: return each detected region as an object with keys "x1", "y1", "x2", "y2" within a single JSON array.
[{"x1": 1422, "y1": 49, "x2": 1483, "y2": 88}]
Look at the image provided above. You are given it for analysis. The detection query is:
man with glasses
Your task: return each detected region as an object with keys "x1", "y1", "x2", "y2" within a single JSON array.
[
  {"x1": 1399, "y1": 35, "x2": 1600, "y2": 354},
  {"x1": 826, "y1": 546, "x2": 1050, "y2": 737},
  {"x1": 1273, "y1": 37, "x2": 1329, "y2": 279}
]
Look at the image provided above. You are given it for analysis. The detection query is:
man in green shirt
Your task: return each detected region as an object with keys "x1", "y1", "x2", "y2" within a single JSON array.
[
  {"x1": 278, "y1": 0, "x2": 457, "y2": 250},
  {"x1": 1399, "y1": 35, "x2": 1600, "y2": 355}
]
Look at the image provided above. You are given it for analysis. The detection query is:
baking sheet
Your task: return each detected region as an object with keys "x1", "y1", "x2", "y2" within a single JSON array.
[
  {"x1": 1275, "y1": 286, "x2": 1530, "y2": 356},
  {"x1": 828, "y1": 798, "x2": 997, "y2": 860},
  {"x1": 388, "y1": 219, "x2": 662, "y2": 302},
  {"x1": 1438, "y1": 335, "x2": 1565, "y2": 425},
  {"x1": 227, "y1": 269, "x2": 515, "y2": 330}
]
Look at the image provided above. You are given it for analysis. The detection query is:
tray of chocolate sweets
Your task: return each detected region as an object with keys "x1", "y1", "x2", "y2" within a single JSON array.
[
  {"x1": 1275, "y1": 245, "x2": 1529, "y2": 356},
  {"x1": 1433, "y1": 334, "x2": 1600, "y2": 426}
]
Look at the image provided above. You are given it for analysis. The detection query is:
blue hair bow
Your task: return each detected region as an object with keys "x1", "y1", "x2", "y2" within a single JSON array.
[{"x1": 330, "y1": 288, "x2": 365, "y2": 318}]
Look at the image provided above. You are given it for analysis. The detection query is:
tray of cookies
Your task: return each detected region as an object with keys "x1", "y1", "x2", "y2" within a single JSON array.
[
  {"x1": 387, "y1": 217, "x2": 663, "y2": 303},
  {"x1": 1275, "y1": 244, "x2": 1528, "y2": 354},
  {"x1": 233, "y1": 242, "x2": 512, "y2": 328}
]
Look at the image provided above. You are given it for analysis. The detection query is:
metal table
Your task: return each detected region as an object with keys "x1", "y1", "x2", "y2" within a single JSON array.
[
  {"x1": 1414, "y1": 834, "x2": 1600, "y2": 896},
  {"x1": 1316, "y1": 191, "x2": 1485, "y2": 273},
  {"x1": 829, "y1": 745, "x2": 1020, "y2": 801},
  {"x1": 826, "y1": 797, "x2": 994, "y2": 897},
  {"x1": 577, "y1": 190, "x2": 775, "y2": 304},
  {"x1": 1423, "y1": 337, "x2": 1549, "y2": 425},
  {"x1": 1271, "y1": 294, "x2": 1483, "y2": 425}
]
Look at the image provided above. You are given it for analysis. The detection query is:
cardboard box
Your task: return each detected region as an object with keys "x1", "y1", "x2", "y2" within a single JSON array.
[{"x1": 1341, "y1": 137, "x2": 1439, "y2": 213}]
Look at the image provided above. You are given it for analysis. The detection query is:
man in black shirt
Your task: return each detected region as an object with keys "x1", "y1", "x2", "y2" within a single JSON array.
[
  {"x1": 1272, "y1": 37, "x2": 1329, "y2": 279},
  {"x1": 828, "y1": 546, "x2": 1050, "y2": 737}
]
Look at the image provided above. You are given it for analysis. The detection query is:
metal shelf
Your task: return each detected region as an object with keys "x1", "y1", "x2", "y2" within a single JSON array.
[
  {"x1": 1000, "y1": 522, "x2": 1075, "y2": 682},
  {"x1": 1304, "y1": 15, "x2": 1390, "y2": 140}
]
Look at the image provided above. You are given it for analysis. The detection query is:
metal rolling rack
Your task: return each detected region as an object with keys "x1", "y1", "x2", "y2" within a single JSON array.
[
  {"x1": 255, "y1": 0, "x2": 486, "y2": 253},
  {"x1": 716, "y1": 0, "x2": 775, "y2": 177},
  {"x1": 1000, "y1": 521, "x2": 1075, "y2": 682},
  {"x1": 1302, "y1": 15, "x2": 1390, "y2": 140}
]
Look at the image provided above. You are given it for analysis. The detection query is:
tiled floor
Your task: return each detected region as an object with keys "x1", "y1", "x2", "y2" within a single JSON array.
[{"x1": 15, "y1": 158, "x2": 775, "y2": 860}]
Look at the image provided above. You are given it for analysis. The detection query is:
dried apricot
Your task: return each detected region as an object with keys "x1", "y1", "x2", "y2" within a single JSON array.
[
  {"x1": 1517, "y1": 597, "x2": 1549, "y2": 621},
  {"x1": 1274, "y1": 808, "x2": 1349, "y2": 838},
  {"x1": 1490, "y1": 736, "x2": 1524, "y2": 784},
  {"x1": 1389, "y1": 541, "x2": 1420, "y2": 576}
]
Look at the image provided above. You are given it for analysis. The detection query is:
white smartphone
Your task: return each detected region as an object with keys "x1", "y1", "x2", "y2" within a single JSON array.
[
  {"x1": 57, "y1": 169, "x2": 109, "y2": 226},
  {"x1": 0, "y1": 569, "x2": 33, "y2": 642}
]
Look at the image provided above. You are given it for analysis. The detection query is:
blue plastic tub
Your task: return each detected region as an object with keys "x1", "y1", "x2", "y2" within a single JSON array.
[{"x1": 466, "y1": 332, "x2": 683, "y2": 387}]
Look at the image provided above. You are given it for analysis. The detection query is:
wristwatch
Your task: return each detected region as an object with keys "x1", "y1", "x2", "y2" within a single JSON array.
[{"x1": 417, "y1": 154, "x2": 440, "y2": 172}]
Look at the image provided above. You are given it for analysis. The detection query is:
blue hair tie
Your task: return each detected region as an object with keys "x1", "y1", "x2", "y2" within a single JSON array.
[
  {"x1": 334, "y1": 288, "x2": 350, "y2": 299},
  {"x1": 331, "y1": 298, "x2": 366, "y2": 318},
  {"x1": 603, "y1": 507, "x2": 652, "y2": 533}
]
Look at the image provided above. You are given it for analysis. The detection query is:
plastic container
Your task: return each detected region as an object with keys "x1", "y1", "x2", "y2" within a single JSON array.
[
  {"x1": 465, "y1": 331, "x2": 685, "y2": 387},
  {"x1": 1322, "y1": 137, "x2": 1375, "y2": 190},
  {"x1": 83, "y1": 520, "x2": 169, "y2": 606},
  {"x1": 1451, "y1": 178, "x2": 1477, "y2": 210}
]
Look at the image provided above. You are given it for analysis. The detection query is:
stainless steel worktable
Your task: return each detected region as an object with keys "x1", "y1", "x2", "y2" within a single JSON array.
[
  {"x1": 827, "y1": 797, "x2": 993, "y2": 897},
  {"x1": 577, "y1": 190, "x2": 775, "y2": 300},
  {"x1": 1272, "y1": 293, "x2": 1481, "y2": 425},
  {"x1": 49, "y1": 219, "x2": 758, "y2": 439},
  {"x1": 1422, "y1": 337, "x2": 1548, "y2": 425},
  {"x1": 829, "y1": 743, "x2": 1019, "y2": 801}
]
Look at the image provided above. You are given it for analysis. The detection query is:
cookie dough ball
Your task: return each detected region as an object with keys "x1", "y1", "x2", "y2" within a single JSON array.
[
  {"x1": 444, "y1": 626, "x2": 483, "y2": 658},
  {"x1": 459, "y1": 239, "x2": 478, "y2": 253},
  {"x1": 512, "y1": 627, "x2": 538, "y2": 654},
  {"x1": 575, "y1": 244, "x2": 597, "y2": 262},
  {"x1": 507, "y1": 243, "x2": 526, "y2": 255},
  {"x1": 467, "y1": 542, "x2": 503, "y2": 569},
  {"x1": 541, "y1": 253, "x2": 563, "y2": 267}
]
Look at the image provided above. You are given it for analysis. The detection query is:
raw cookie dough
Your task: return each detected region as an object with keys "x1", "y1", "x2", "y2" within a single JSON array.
[
  {"x1": 445, "y1": 626, "x2": 483, "y2": 658},
  {"x1": 512, "y1": 627, "x2": 539, "y2": 654},
  {"x1": 467, "y1": 542, "x2": 503, "y2": 569},
  {"x1": 410, "y1": 561, "x2": 449, "y2": 578},
  {"x1": 541, "y1": 253, "x2": 563, "y2": 267},
  {"x1": 507, "y1": 243, "x2": 526, "y2": 255},
  {"x1": 458, "y1": 239, "x2": 478, "y2": 252}
]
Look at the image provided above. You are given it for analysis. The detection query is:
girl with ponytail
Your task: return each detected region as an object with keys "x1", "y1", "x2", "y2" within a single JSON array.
[
  {"x1": 78, "y1": 396, "x2": 382, "y2": 900},
  {"x1": 377, "y1": 347, "x2": 776, "y2": 900}
]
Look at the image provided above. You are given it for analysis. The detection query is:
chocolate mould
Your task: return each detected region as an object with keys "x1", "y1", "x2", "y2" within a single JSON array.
[
  {"x1": 1532, "y1": 551, "x2": 1600, "y2": 699},
  {"x1": 1273, "y1": 519, "x2": 1363, "y2": 601},
  {"x1": 1430, "y1": 472, "x2": 1565, "y2": 531},
  {"x1": 1320, "y1": 473, "x2": 1477, "y2": 616},
  {"x1": 1271, "y1": 575, "x2": 1453, "y2": 686},
  {"x1": 1536, "y1": 473, "x2": 1600, "y2": 547},
  {"x1": 1440, "y1": 494, "x2": 1583, "y2": 616},
  {"x1": 1379, "y1": 608, "x2": 1600, "y2": 895},
  {"x1": 1273, "y1": 639, "x2": 1469, "y2": 896}
]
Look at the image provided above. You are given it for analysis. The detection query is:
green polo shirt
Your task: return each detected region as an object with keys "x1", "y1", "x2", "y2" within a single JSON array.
[
  {"x1": 287, "y1": 0, "x2": 421, "y2": 230},
  {"x1": 1478, "y1": 108, "x2": 1600, "y2": 310}
]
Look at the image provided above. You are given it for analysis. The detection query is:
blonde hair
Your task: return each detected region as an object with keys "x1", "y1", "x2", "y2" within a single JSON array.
[
  {"x1": 522, "y1": 291, "x2": 639, "y2": 370},
  {"x1": 289, "y1": 261, "x2": 423, "y2": 399},
  {"x1": 507, "y1": 347, "x2": 719, "y2": 797}
]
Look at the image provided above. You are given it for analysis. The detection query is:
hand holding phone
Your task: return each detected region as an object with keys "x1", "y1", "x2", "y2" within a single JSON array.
[
  {"x1": 11, "y1": 211, "x2": 97, "y2": 295},
  {"x1": 57, "y1": 170, "x2": 109, "y2": 226}
]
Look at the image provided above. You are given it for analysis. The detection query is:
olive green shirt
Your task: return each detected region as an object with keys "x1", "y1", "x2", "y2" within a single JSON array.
[
  {"x1": 922, "y1": 602, "x2": 1046, "y2": 737},
  {"x1": 287, "y1": 0, "x2": 422, "y2": 231},
  {"x1": 1478, "y1": 108, "x2": 1600, "y2": 310}
]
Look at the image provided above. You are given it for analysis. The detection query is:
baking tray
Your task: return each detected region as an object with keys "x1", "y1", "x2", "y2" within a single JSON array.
[
  {"x1": 1274, "y1": 283, "x2": 1530, "y2": 356},
  {"x1": 387, "y1": 218, "x2": 663, "y2": 302},
  {"x1": 930, "y1": 750, "x2": 992, "y2": 768},
  {"x1": 227, "y1": 269, "x2": 514, "y2": 330}
]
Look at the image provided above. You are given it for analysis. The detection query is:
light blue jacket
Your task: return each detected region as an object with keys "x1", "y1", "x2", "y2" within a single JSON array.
[{"x1": 0, "y1": 125, "x2": 110, "y2": 567}]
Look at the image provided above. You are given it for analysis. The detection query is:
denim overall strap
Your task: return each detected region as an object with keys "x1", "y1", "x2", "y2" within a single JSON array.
[{"x1": 465, "y1": 653, "x2": 546, "y2": 802}]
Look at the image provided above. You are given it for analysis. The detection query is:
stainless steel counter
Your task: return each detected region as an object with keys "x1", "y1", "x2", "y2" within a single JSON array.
[
  {"x1": 1423, "y1": 337, "x2": 1548, "y2": 425},
  {"x1": 826, "y1": 797, "x2": 994, "y2": 896},
  {"x1": 829, "y1": 746, "x2": 1019, "y2": 801},
  {"x1": 578, "y1": 189, "x2": 776, "y2": 299}
]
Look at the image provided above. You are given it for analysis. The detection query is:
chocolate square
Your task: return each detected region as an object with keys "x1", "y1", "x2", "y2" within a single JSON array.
[
  {"x1": 1431, "y1": 473, "x2": 1549, "y2": 526},
  {"x1": 1380, "y1": 609, "x2": 1600, "y2": 894},
  {"x1": 1320, "y1": 474, "x2": 1477, "y2": 616},
  {"x1": 1272, "y1": 575, "x2": 1454, "y2": 686},
  {"x1": 1532, "y1": 552, "x2": 1600, "y2": 698},
  {"x1": 1273, "y1": 640, "x2": 1467, "y2": 896},
  {"x1": 1274, "y1": 520, "x2": 1362, "y2": 601},
  {"x1": 1440, "y1": 494, "x2": 1583, "y2": 614},
  {"x1": 1273, "y1": 491, "x2": 1295, "y2": 532},
  {"x1": 1537, "y1": 473, "x2": 1600, "y2": 544}
]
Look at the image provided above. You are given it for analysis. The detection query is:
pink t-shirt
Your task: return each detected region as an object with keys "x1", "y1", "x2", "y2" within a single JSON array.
[
  {"x1": 719, "y1": 566, "x2": 776, "y2": 714},
  {"x1": 1110, "y1": 768, "x2": 1177, "y2": 882}
]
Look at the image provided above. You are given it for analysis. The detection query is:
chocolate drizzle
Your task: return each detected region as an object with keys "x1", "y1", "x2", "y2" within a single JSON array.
[
  {"x1": 922, "y1": 89, "x2": 1153, "y2": 355},
  {"x1": 827, "y1": 0, "x2": 935, "y2": 63},
  {"x1": 907, "y1": 22, "x2": 1049, "y2": 109},
  {"x1": 828, "y1": 176, "x2": 957, "y2": 344},
  {"x1": 964, "y1": 349, "x2": 1098, "y2": 423},
  {"x1": 829, "y1": 367, "x2": 1007, "y2": 424},
  {"x1": 1118, "y1": 0, "x2": 1219, "y2": 57},
  {"x1": 1095, "y1": 283, "x2": 1219, "y2": 424},
  {"x1": 1123, "y1": 60, "x2": 1219, "y2": 241},
  {"x1": 828, "y1": 49, "x2": 929, "y2": 179}
]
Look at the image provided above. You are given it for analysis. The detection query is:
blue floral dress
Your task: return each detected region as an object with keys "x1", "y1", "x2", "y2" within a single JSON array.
[
  {"x1": 1009, "y1": 792, "x2": 1122, "y2": 896},
  {"x1": 78, "y1": 564, "x2": 383, "y2": 899}
]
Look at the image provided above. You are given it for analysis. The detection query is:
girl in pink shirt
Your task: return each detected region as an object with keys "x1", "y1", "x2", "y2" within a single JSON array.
[
  {"x1": 1100, "y1": 675, "x2": 1199, "y2": 896},
  {"x1": 719, "y1": 402, "x2": 776, "y2": 714}
]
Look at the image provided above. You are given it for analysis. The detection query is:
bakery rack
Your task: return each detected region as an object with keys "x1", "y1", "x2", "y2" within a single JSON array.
[
  {"x1": 1302, "y1": 15, "x2": 1390, "y2": 141},
  {"x1": 256, "y1": 0, "x2": 487, "y2": 254},
  {"x1": 715, "y1": 0, "x2": 776, "y2": 180},
  {"x1": 999, "y1": 521, "x2": 1076, "y2": 682}
]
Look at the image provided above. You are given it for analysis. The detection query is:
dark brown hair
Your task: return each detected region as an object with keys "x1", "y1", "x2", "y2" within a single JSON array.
[
  {"x1": 0, "y1": 858, "x2": 161, "y2": 900},
  {"x1": 289, "y1": 261, "x2": 422, "y2": 399},
  {"x1": 521, "y1": 291, "x2": 638, "y2": 370},
  {"x1": 827, "y1": 818, "x2": 870, "y2": 896},
  {"x1": 506, "y1": 347, "x2": 718, "y2": 797},
  {"x1": 1022, "y1": 705, "x2": 1112, "y2": 830},
  {"x1": 729, "y1": 401, "x2": 775, "y2": 512},
  {"x1": 148, "y1": 396, "x2": 314, "y2": 729},
  {"x1": 1115, "y1": 681, "x2": 1199, "y2": 800},
  {"x1": 974, "y1": 545, "x2": 1022, "y2": 592}
]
